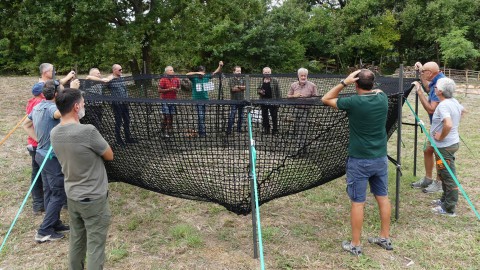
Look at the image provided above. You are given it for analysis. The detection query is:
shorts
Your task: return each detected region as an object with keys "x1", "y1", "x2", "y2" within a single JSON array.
[
  {"x1": 161, "y1": 103, "x2": 176, "y2": 115},
  {"x1": 346, "y1": 156, "x2": 388, "y2": 203}
]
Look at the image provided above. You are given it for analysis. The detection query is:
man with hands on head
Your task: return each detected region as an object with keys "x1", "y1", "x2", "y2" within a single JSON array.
[
  {"x1": 322, "y1": 69, "x2": 393, "y2": 256},
  {"x1": 411, "y1": 61, "x2": 445, "y2": 193}
]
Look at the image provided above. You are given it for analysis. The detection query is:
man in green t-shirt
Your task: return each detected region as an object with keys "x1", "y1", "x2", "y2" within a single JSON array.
[
  {"x1": 322, "y1": 69, "x2": 393, "y2": 256},
  {"x1": 186, "y1": 61, "x2": 223, "y2": 137},
  {"x1": 51, "y1": 88, "x2": 114, "y2": 269}
]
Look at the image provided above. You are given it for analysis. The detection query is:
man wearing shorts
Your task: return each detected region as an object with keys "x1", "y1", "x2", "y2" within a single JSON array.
[{"x1": 322, "y1": 69, "x2": 393, "y2": 255}]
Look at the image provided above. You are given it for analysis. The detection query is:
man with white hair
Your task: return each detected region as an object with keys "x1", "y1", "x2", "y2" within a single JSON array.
[
  {"x1": 416, "y1": 78, "x2": 464, "y2": 216},
  {"x1": 411, "y1": 62, "x2": 445, "y2": 193},
  {"x1": 158, "y1": 66, "x2": 180, "y2": 137},
  {"x1": 287, "y1": 68, "x2": 318, "y2": 157}
]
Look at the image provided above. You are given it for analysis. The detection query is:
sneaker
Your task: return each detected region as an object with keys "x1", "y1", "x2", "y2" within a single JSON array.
[
  {"x1": 431, "y1": 205, "x2": 456, "y2": 217},
  {"x1": 35, "y1": 232, "x2": 65, "y2": 243},
  {"x1": 430, "y1": 199, "x2": 443, "y2": 206},
  {"x1": 368, "y1": 237, "x2": 394, "y2": 250},
  {"x1": 342, "y1": 240, "x2": 362, "y2": 256},
  {"x1": 411, "y1": 177, "x2": 433, "y2": 189},
  {"x1": 54, "y1": 223, "x2": 70, "y2": 233},
  {"x1": 423, "y1": 180, "x2": 443, "y2": 193}
]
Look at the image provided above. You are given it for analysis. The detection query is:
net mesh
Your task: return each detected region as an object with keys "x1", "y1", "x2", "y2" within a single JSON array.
[{"x1": 79, "y1": 74, "x2": 415, "y2": 215}]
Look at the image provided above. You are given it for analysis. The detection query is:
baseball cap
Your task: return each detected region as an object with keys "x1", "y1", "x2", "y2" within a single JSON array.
[{"x1": 32, "y1": 82, "x2": 45, "y2": 96}]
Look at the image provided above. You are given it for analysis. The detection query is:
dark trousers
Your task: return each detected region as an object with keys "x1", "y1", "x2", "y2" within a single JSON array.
[
  {"x1": 261, "y1": 105, "x2": 278, "y2": 133},
  {"x1": 196, "y1": 105, "x2": 206, "y2": 137},
  {"x1": 84, "y1": 105, "x2": 103, "y2": 132},
  {"x1": 35, "y1": 154, "x2": 66, "y2": 235},
  {"x1": 227, "y1": 105, "x2": 245, "y2": 133},
  {"x1": 28, "y1": 146, "x2": 44, "y2": 212},
  {"x1": 112, "y1": 103, "x2": 132, "y2": 143}
]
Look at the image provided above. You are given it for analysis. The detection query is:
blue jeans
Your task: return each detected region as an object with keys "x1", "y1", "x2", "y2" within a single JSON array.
[
  {"x1": 28, "y1": 146, "x2": 44, "y2": 212},
  {"x1": 346, "y1": 156, "x2": 388, "y2": 203},
  {"x1": 196, "y1": 105, "x2": 206, "y2": 137},
  {"x1": 227, "y1": 105, "x2": 244, "y2": 133},
  {"x1": 35, "y1": 153, "x2": 67, "y2": 235}
]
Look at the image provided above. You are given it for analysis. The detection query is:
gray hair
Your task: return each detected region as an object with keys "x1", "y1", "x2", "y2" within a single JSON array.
[
  {"x1": 297, "y1": 67, "x2": 308, "y2": 76},
  {"x1": 164, "y1": 66, "x2": 173, "y2": 72},
  {"x1": 436, "y1": 77, "x2": 455, "y2": 98},
  {"x1": 39, "y1": 63, "x2": 53, "y2": 75}
]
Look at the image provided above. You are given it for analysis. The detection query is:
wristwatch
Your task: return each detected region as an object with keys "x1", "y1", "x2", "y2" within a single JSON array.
[{"x1": 340, "y1": 80, "x2": 347, "y2": 87}]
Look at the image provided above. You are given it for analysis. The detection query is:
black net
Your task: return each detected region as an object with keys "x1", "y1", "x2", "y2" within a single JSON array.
[{"x1": 79, "y1": 74, "x2": 415, "y2": 215}]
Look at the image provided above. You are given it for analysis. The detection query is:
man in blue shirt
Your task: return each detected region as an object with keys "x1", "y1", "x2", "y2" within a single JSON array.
[
  {"x1": 23, "y1": 81, "x2": 70, "y2": 242},
  {"x1": 411, "y1": 62, "x2": 445, "y2": 193}
]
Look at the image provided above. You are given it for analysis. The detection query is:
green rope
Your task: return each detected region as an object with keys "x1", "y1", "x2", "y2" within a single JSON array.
[
  {"x1": 405, "y1": 99, "x2": 480, "y2": 220},
  {"x1": 247, "y1": 112, "x2": 266, "y2": 270},
  {"x1": 0, "y1": 146, "x2": 53, "y2": 253}
]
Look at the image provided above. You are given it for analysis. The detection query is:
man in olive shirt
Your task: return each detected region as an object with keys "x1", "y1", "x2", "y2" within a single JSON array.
[
  {"x1": 51, "y1": 88, "x2": 114, "y2": 270},
  {"x1": 322, "y1": 69, "x2": 393, "y2": 256}
]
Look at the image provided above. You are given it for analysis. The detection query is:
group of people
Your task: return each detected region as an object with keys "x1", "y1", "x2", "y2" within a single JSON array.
[
  {"x1": 21, "y1": 59, "x2": 464, "y2": 268},
  {"x1": 24, "y1": 63, "x2": 115, "y2": 269},
  {"x1": 411, "y1": 61, "x2": 465, "y2": 217},
  {"x1": 154, "y1": 62, "x2": 318, "y2": 138},
  {"x1": 322, "y1": 61, "x2": 464, "y2": 256}
]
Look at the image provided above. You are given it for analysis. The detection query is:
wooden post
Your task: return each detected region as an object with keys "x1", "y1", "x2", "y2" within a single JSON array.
[{"x1": 465, "y1": 70, "x2": 469, "y2": 97}]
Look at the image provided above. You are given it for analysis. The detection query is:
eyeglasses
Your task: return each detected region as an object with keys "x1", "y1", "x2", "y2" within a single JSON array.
[{"x1": 118, "y1": 69, "x2": 123, "y2": 72}]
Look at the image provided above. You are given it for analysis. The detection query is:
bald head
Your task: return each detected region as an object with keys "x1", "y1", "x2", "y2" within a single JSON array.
[
  {"x1": 112, "y1": 64, "x2": 123, "y2": 78},
  {"x1": 422, "y1": 62, "x2": 440, "y2": 80}
]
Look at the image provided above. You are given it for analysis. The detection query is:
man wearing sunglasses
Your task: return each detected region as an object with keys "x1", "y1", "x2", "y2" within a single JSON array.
[{"x1": 411, "y1": 62, "x2": 446, "y2": 194}]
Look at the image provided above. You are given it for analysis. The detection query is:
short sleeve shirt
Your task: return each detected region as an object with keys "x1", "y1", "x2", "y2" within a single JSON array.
[
  {"x1": 28, "y1": 100, "x2": 59, "y2": 157},
  {"x1": 288, "y1": 81, "x2": 318, "y2": 98},
  {"x1": 158, "y1": 77, "x2": 180, "y2": 99},
  {"x1": 431, "y1": 98, "x2": 464, "y2": 148},
  {"x1": 337, "y1": 91, "x2": 388, "y2": 158},
  {"x1": 190, "y1": 74, "x2": 212, "y2": 100},
  {"x1": 50, "y1": 123, "x2": 109, "y2": 201}
]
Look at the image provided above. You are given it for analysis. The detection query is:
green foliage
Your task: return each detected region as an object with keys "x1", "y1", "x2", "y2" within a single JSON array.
[
  {"x1": 0, "y1": 0, "x2": 479, "y2": 74},
  {"x1": 438, "y1": 28, "x2": 480, "y2": 69}
]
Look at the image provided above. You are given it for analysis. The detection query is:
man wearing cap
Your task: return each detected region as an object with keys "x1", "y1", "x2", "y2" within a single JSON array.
[
  {"x1": 26, "y1": 83, "x2": 46, "y2": 215},
  {"x1": 23, "y1": 81, "x2": 70, "y2": 242}
]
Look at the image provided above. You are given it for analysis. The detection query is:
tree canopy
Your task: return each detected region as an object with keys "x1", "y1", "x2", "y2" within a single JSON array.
[{"x1": 0, "y1": 0, "x2": 479, "y2": 75}]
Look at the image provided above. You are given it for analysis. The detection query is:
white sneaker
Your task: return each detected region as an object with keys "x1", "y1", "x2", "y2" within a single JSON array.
[
  {"x1": 423, "y1": 180, "x2": 443, "y2": 193},
  {"x1": 431, "y1": 205, "x2": 456, "y2": 217}
]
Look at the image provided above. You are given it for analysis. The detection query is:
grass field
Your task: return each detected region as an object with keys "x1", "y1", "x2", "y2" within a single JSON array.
[{"x1": 0, "y1": 76, "x2": 479, "y2": 269}]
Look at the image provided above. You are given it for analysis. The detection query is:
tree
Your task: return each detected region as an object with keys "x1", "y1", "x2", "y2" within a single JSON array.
[{"x1": 438, "y1": 28, "x2": 480, "y2": 69}]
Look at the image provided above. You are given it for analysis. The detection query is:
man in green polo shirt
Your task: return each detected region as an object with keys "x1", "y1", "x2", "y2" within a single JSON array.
[{"x1": 322, "y1": 69, "x2": 393, "y2": 256}]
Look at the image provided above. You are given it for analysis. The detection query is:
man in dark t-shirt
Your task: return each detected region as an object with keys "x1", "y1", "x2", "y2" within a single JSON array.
[{"x1": 322, "y1": 69, "x2": 393, "y2": 256}]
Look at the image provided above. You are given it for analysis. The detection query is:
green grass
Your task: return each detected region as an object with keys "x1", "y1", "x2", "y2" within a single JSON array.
[{"x1": 1, "y1": 76, "x2": 480, "y2": 269}]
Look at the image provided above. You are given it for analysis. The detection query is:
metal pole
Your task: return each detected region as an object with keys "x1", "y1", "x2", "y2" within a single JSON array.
[
  {"x1": 414, "y1": 70, "x2": 419, "y2": 176},
  {"x1": 395, "y1": 65, "x2": 404, "y2": 221}
]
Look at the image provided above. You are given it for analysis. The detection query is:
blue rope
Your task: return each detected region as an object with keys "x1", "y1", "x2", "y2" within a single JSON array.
[
  {"x1": 247, "y1": 112, "x2": 266, "y2": 270},
  {"x1": 0, "y1": 146, "x2": 53, "y2": 253},
  {"x1": 405, "y1": 99, "x2": 480, "y2": 220}
]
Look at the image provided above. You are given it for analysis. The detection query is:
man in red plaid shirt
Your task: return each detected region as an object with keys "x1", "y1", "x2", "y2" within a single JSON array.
[{"x1": 158, "y1": 66, "x2": 180, "y2": 137}]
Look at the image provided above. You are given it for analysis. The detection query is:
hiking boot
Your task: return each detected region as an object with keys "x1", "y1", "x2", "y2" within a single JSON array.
[
  {"x1": 368, "y1": 237, "x2": 393, "y2": 250},
  {"x1": 342, "y1": 240, "x2": 362, "y2": 256},
  {"x1": 411, "y1": 177, "x2": 433, "y2": 189},
  {"x1": 423, "y1": 180, "x2": 443, "y2": 193},
  {"x1": 430, "y1": 199, "x2": 443, "y2": 206},
  {"x1": 54, "y1": 223, "x2": 70, "y2": 233},
  {"x1": 431, "y1": 205, "x2": 456, "y2": 217},
  {"x1": 35, "y1": 232, "x2": 65, "y2": 243}
]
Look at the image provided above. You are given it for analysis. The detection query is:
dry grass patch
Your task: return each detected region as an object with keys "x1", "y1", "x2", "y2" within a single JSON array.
[{"x1": 1, "y1": 76, "x2": 479, "y2": 269}]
